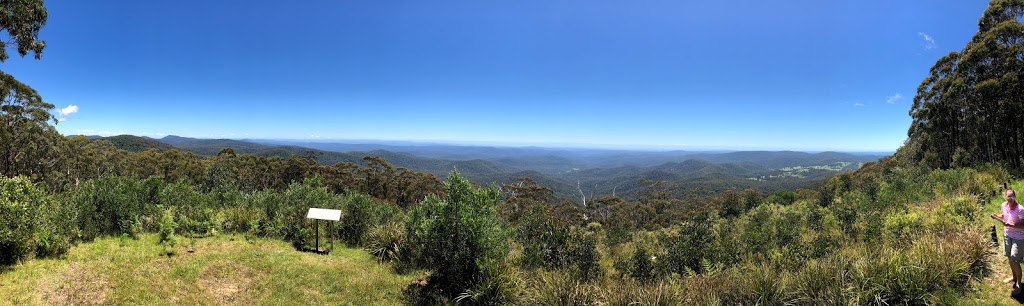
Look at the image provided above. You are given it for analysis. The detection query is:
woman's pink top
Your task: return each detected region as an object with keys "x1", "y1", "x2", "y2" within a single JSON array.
[{"x1": 1002, "y1": 201, "x2": 1024, "y2": 240}]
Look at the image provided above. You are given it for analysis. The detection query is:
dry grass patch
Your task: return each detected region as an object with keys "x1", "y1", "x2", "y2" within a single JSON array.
[
  {"x1": 199, "y1": 261, "x2": 257, "y2": 304},
  {"x1": 41, "y1": 261, "x2": 110, "y2": 306}
]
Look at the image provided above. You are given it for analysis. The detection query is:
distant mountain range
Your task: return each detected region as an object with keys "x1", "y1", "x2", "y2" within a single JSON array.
[{"x1": 81, "y1": 135, "x2": 888, "y2": 199}]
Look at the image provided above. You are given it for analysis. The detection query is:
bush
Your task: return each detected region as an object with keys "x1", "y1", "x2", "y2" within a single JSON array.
[
  {"x1": 34, "y1": 227, "x2": 71, "y2": 259},
  {"x1": 65, "y1": 176, "x2": 160, "y2": 240},
  {"x1": 404, "y1": 170, "x2": 510, "y2": 302},
  {"x1": 566, "y1": 226, "x2": 603, "y2": 282},
  {"x1": 602, "y1": 278, "x2": 682, "y2": 306},
  {"x1": 454, "y1": 260, "x2": 522, "y2": 306},
  {"x1": 35, "y1": 182, "x2": 76, "y2": 259},
  {"x1": 629, "y1": 246, "x2": 656, "y2": 283},
  {"x1": 366, "y1": 222, "x2": 405, "y2": 263},
  {"x1": 159, "y1": 180, "x2": 218, "y2": 236},
  {"x1": 220, "y1": 206, "x2": 264, "y2": 235},
  {"x1": 935, "y1": 195, "x2": 981, "y2": 228},
  {"x1": 340, "y1": 193, "x2": 401, "y2": 247},
  {"x1": 738, "y1": 263, "x2": 795, "y2": 305},
  {"x1": 247, "y1": 190, "x2": 284, "y2": 236},
  {"x1": 0, "y1": 176, "x2": 43, "y2": 265},
  {"x1": 883, "y1": 211, "x2": 922, "y2": 242},
  {"x1": 266, "y1": 177, "x2": 339, "y2": 250},
  {"x1": 791, "y1": 255, "x2": 853, "y2": 305},
  {"x1": 521, "y1": 271, "x2": 602, "y2": 306},
  {"x1": 158, "y1": 208, "x2": 178, "y2": 256},
  {"x1": 659, "y1": 218, "x2": 715, "y2": 276}
]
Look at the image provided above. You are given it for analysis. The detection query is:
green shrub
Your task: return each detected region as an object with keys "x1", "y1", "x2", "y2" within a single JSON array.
[
  {"x1": 159, "y1": 180, "x2": 219, "y2": 236},
  {"x1": 927, "y1": 168, "x2": 975, "y2": 198},
  {"x1": 158, "y1": 208, "x2": 178, "y2": 256},
  {"x1": 883, "y1": 211, "x2": 922, "y2": 242},
  {"x1": 658, "y1": 218, "x2": 715, "y2": 276},
  {"x1": 936, "y1": 195, "x2": 981, "y2": 227},
  {"x1": 791, "y1": 255, "x2": 853, "y2": 305},
  {"x1": 35, "y1": 183, "x2": 76, "y2": 259},
  {"x1": 65, "y1": 175, "x2": 160, "y2": 240},
  {"x1": 366, "y1": 222, "x2": 405, "y2": 263},
  {"x1": 739, "y1": 263, "x2": 795, "y2": 305},
  {"x1": 515, "y1": 203, "x2": 557, "y2": 269},
  {"x1": 566, "y1": 226, "x2": 603, "y2": 282},
  {"x1": 629, "y1": 246, "x2": 656, "y2": 283},
  {"x1": 404, "y1": 170, "x2": 510, "y2": 303},
  {"x1": 271, "y1": 177, "x2": 339, "y2": 250},
  {"x1": 454, "y1": 259, "x2": 522, "y2": 306},
  {"x1": 247, "y1": 190, "x2": 284, "y2": 236},
  {"x1": 0, "y1": 176, "x2": 43, "y2": 265},
  {"x1": 602, "y1": 279, "x2": 682, "y2": 306},
  {"x1": 340, "y1": 193, "x2": 401, "y2": 247},
  {"x1": 220, "y1": 206, "x2": 264, "y2": 234},
  {"x1": 521, "y1": 271, "x2": 602, "y2": 306}
]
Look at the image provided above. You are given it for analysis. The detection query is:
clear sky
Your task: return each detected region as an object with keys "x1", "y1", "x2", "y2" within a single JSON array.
[{"x1": 2, "y1": 0, "x2": 994, "y2": 151}]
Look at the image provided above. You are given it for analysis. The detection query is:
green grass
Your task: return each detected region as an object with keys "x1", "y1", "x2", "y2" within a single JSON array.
[{"x1": 0, "y1": 234, "x2": 417, "y2": 305}]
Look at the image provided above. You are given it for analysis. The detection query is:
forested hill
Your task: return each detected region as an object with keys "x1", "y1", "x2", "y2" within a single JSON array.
[
  {"x1": 82, "y1": 135, "x2": 175, "y2": 152},
  {"x1": 76, "y1": 134, "x2": 883, "y2": 199}
]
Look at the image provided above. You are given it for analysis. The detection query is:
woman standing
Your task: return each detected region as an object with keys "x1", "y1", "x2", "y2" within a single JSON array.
[{"x1": 992, "y1": 189, "x2": 1023, "y2": 289}]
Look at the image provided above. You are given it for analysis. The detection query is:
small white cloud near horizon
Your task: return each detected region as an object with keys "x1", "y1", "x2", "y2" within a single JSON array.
[
  {"x1": 57, "y1": 104, "x2": 79, "y2": 121},
  {"x1": 886, "y1": 93, "x2": 903, "y2": 104},
  {"x1": 918, "y1": 32, "x2": 936, "y2": 50}
]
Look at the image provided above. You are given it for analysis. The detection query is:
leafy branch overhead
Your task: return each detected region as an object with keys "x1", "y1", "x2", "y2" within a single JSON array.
[{"x1": 0, "y1": 0, "x2": 47, "y2": 62}]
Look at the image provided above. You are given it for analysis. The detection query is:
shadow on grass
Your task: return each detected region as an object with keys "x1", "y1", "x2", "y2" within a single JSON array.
[{"x1": 1013, "y1": 287, "x2": 1024, "y2": 304}]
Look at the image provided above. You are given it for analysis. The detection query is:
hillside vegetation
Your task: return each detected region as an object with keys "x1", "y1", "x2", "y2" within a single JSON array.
[{"x1": 83, "y1": 134, "x2": 882, "y2": 200}]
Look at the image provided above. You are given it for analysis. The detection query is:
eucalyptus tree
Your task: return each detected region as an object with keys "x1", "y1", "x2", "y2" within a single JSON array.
[
  {"x1": 0, "y1": 0, "x2": 61, "y2": 185},
  {"x1": 909, "y1": 0, "x2": 1024, "y2": 170}
]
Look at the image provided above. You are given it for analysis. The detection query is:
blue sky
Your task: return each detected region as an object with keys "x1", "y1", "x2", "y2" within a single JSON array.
[{"x1": 2, "y1": 0, "x2": 993, "y2": 151}]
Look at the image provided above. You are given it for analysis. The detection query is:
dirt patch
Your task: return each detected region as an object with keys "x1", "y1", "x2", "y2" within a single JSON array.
[
  {"x1": 199, "y1": 262, "x2": 256, "y2": 304},
  {"x1": 42, "y1": 262, "x2": 109, "y2": 306}
]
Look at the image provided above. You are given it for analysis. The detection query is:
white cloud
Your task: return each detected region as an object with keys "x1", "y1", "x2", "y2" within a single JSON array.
[
  {"x1": 854, "y1": 103, "x2": 865, "y2": 107},
  {"x1": 57, "y1": 104, "x2": 79, "y2": 121},
  {"x1": 886, "y1": 93, "x2": 903, "y2": 104},
  {"x1": 918, "y1": 32, "x2": 936, "y2": 50},
  {"x1": 59, "y1": 105, "x2": 79, "y2": 116}
]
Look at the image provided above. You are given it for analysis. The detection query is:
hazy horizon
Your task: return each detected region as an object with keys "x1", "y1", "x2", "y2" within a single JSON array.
[{"x1": 76, "y1": 133, "x2": 893, "y2": 154}]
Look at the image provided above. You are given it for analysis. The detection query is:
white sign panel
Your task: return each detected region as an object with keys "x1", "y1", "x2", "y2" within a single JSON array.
[{"x1": 306, "y1": 208, "x2": 341, "y2": 221}]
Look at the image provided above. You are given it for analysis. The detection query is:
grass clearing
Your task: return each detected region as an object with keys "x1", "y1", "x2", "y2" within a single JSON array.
[{"x1": 0, "y1": 234, "x2": 417, "y2": 305}]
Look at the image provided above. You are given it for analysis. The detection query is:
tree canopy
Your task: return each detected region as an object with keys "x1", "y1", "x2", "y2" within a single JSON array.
[
  {"x1": 0, "y1": 0, "x2": 58, "y2": 183},
  {"x1": 0, "y1": 0, "x2": 46, "y2": 62},
  {"x1": 908, "y1": 0, "x2": 1024, "y2": 170}
]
